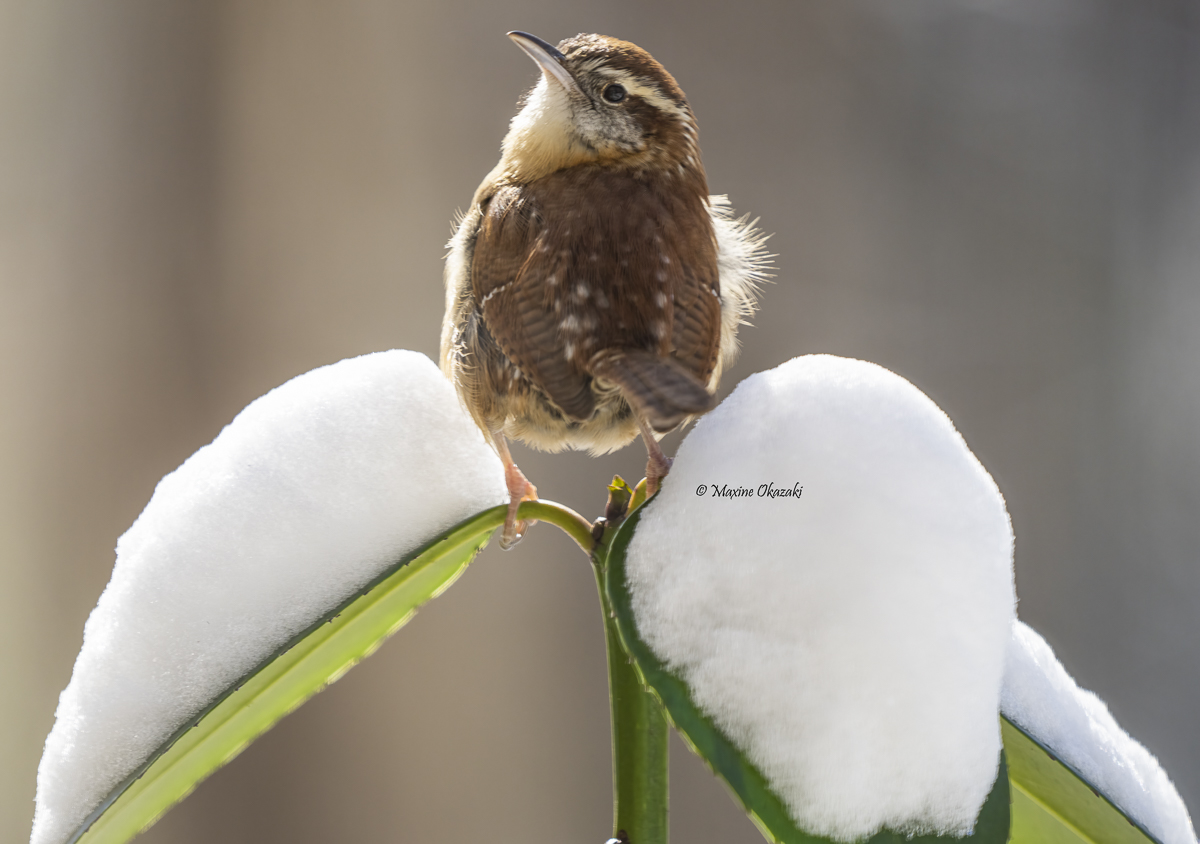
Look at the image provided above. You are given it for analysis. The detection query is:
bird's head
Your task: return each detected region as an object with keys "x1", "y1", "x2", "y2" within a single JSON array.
[{"x1": 496, "y1": 32, "x2": 702, "y2": 183}]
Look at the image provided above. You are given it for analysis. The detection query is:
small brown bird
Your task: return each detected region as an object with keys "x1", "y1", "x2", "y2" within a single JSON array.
[{"x1": 441, "y1": 31, "x2": 768, "y2": 547}]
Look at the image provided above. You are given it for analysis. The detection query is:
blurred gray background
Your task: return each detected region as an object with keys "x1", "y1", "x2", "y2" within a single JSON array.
[{"x1": 2, "y1": 1, "x2": 1198, "y2": 842}]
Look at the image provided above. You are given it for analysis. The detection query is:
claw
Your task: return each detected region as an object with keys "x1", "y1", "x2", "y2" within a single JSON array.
[
  {"x1": 493, "y1": 429, "x2": 538, "y2": 549},
  {"x1": 637, "y1": 415, "x2": 673, "y2": 497},
  {"x1": 501, "y1": 461, "x2": 538, "y2": 550},
  {"x1": 645, "y1": 454, "x2": 672, "y2": 498}
]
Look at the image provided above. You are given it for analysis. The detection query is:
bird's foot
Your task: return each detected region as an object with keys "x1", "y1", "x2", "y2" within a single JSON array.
[
  {"x1": 637, "y1": 414, "x2": 674, "y2": 498},
  {"x1": 645, "y1": 453, "x2": 673, "y2": 498},
  {"x1": 501, "y1": 462, "x2": 538, "y2": 550}
]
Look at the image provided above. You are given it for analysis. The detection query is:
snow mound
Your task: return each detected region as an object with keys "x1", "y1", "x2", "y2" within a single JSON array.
[
  {"x1": 1002, "y1": 621, "x2": 1197, "y2": 844},
  {"x1": 32, "y1": 350, "x2": 506, "y2": 844},
  {"x1": 625, "y1": 354, "x2": 1016, "y2": 842}
]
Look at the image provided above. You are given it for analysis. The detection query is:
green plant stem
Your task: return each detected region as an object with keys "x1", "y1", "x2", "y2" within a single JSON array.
[
  {"x1": 514, "y1": 499, "x2": 596, "y2": 553},
  {"x1": 522, "y1": 492, "x2": 670, "y2": 842},
  {"x1": 594, "y1": 518, "x2": 669, "y2": 844}
]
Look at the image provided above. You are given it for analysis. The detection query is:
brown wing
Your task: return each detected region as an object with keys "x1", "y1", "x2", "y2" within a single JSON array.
[
  {"x1": 472, "y1": 170, "x2": 721, "y2": 424},
  {"x1": 663, "y1": 191, "x2": 722, "y2": 387},
  {"x1": 472, "y1": 185, "x2": 596, "y2": 421}
]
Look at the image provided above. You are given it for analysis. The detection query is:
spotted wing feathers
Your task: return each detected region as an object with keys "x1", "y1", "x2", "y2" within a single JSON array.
[
  {"x1": 471, "y1": 170, "x2": 721, "y2": 432},
  {"x1": 472, "y1": 186, "x2": 597, "y2": 421}
]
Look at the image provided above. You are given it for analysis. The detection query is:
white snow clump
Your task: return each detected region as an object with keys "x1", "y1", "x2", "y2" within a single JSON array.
[
  {"x1": 625, "y1": 354, "x2": 1016, "y2": 842},
  {"x1": 1002, "y1": 620, "x2": 1197, "y2": 844},
  {"x1": 31, "y1": 350, "x2": 506, "y2": 844}
]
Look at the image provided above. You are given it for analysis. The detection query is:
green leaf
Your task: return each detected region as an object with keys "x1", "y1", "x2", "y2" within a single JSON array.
[
  {"x1": 603, "y1": 502, "x2": 1010, "y2": 844},
  {"x1": 1004, "y1": 717, "x2": 1162, "y2": 844},
  {"x1": 67, "y1": 504, "x2": 510, "y2": 844}
]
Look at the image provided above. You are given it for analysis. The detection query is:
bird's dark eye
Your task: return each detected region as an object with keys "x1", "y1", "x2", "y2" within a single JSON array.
[{"x1": 602, "y1": 84, "x2": 627, "y2": 104}]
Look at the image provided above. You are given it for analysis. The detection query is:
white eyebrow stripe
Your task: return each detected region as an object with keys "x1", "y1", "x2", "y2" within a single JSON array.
[
  {"x1": 578, "y1": 58, "x2": 609, "y2": 74},
  {"x1": 586, "y1": 66, "x2": 689, "y2": 121},
  {"x1": 628, "y1": 84, "x2": 688, "y2": 119}
]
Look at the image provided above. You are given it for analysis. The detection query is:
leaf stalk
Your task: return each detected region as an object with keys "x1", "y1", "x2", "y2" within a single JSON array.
[{"x1": 590, "y1": 483, "x2": 670, "y2": 844}]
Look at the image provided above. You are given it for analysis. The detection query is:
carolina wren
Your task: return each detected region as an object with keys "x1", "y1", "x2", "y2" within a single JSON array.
[{"x1": 441, "y1": 31, "x2": 767, "y2": 547}]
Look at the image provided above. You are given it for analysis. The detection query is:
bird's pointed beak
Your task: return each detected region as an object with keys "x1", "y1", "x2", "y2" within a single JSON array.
[{"x1": 508, "y1": 31, "x2": 582, "y2": 95}]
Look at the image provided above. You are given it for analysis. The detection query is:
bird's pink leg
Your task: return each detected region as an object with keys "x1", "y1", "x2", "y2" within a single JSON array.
[
  {"x1": 492, "y1": 430, "x2": 538, "y2": 549},
  {"x1": 637, "y1": 415, "x2": 673, "y2": 498}
]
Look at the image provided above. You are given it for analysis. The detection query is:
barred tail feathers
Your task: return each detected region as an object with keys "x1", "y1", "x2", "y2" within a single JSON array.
[{"x1": 590, "y1": 349, "x2": 715, "y2": 434}]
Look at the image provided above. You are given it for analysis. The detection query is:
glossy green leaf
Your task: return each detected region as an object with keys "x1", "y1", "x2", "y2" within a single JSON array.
[
  {"x1": 67, "y1": 504, "x2": 510, "y2": 844},
  {"x1": 603, "y1": 502, "x2": 1011, "y2": 844},
  {"x1": 1004, "y1": 717, "x2": 1162, "y2": 844}
]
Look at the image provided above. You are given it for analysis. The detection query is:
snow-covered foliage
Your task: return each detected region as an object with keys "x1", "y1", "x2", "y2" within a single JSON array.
[
  {"x1": 32, "y1": 346, "x2": 1194, "y2": 844},
  {"x1": 1002, "y1": 621, "x2": 1197, "y2": 844},
  {"x1": 31, "y1": 351, "x2": 506, "y2": 844},
  {"x1": 625, "y1": 355, "x2": 1016, "y2": 842}
]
